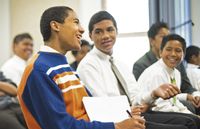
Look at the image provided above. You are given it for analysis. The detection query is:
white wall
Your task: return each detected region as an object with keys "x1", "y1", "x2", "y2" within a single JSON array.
[
  {"x1": 1, "y1": 0, "x2": 199, "y2": 67},
  {"x1": 0, "y1": 0, "x2": 11, "y2": 66},
  {"x1": 191, "y1": 0, "x2": 200, "y2": 47},
  {"x1": 10, "y1": 0, "x2": 80, "y2": 56},
  {"x1": 1, "y1": 0, "x2": 101, "y2": 65}
]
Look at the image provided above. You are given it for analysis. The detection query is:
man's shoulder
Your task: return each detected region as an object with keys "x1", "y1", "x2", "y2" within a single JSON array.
[{"x1": 134, "y1": 51, "x2": 152, "y2": 66}]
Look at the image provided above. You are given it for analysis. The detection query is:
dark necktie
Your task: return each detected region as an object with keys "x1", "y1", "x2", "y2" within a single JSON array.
[{"x1": 109, "y1": 57, "x2": 131, "y2": 104}]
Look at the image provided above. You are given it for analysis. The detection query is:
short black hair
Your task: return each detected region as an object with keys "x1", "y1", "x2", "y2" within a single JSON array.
[
  {"x1": 13, "y1": 33, "x2": 32, "y2": 44},
  {"x1": 185, "y1": 45, "x2": 200, "y2": 63},
  {"x1": 88, "y1": 11, "x2": 117, "y2": 33},
  {"x1": 40, "y1": 6, "x2": 73, "y2": 41},
  {"x1": 148, "y1": 22, "x2": 169, "y2": 39},
  {"x1": 71, "y1": 39, "x2": 91, "y2": 56},
  {"x1": 160, "y1": 34, "x2": 186, "y2": 54}
]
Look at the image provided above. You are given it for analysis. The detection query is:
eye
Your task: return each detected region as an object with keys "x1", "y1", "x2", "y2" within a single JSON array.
[
  {"x1": 74, "y1": 19, "x2": 79, "y2": 24},
  {"x1": 175, "y1": 48, "x2": 182, "y2": 53},
  {"x1": 107, "y1": 27, "x2": 115, "y2": 32},
  {"x1": 165, "y1": 47, "x2": 172, "y2": 51},
  {"x1": 94, "y1": 29, "x2": 102, "y2": 34}
]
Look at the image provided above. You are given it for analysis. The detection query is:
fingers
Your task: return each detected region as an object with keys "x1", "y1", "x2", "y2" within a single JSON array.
[
  {"x1": 165, "y1": 86, "x2": 178, "y2": 97},
  {"x1": 131, "y1": 116, "x2": 146, "y2": 129},
  {"x1": 195, "y1": 97, "x2": 200, "y2": 107},
  {"x1": 115, "y1": 116, "x2": 146, "y2": 129},
  {"x1": 158, "y1": 84, "x2": 180, "y2": 99},
  {"x1": 193, "y1": 96, "x2": 200, "y2": 107},
  {"x1": 131, "y1": 106, "x2": 143, "y2": 116}
]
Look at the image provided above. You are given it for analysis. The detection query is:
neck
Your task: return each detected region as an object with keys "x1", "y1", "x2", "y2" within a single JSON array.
[
  {"x1": 151, "y1": 47, "x2": 160, "y2": 59},
  {"x1": 45, "y1": 41, "x2": 67, "y2": 55}
]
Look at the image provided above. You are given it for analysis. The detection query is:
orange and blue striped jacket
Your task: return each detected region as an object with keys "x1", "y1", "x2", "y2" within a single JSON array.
[{"x1": 17, "y1": 51, "x2": 114, "y2": 129}]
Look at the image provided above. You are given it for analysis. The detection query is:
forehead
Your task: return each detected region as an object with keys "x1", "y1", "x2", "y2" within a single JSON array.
[
  {"x1": 16, "y1": 38, "x2": 33, "y2": 44},
  {"x1": 165, "y1": 40, "x2": 182, "y2": 47},
  {"x1": 157, "y1": 28, "x2": 169, "y2": 35},
  {"x1": 93, "y1": 20, "x2": 115, "y2": 29},
  {"x1": 64, "y1": 10, "x2": 78, "y2": 21}
]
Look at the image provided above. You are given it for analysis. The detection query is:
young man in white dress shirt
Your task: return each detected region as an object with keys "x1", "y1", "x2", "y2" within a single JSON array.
[
  {"x1": 77, "y1": 10, "x2": 199, "y2": 129},
  {"x1": 1, "y1": 33, "x2": 33, "y2": 85},
  {"x1": 185, "y1": 45, "x2": 200, "y2": 91}
]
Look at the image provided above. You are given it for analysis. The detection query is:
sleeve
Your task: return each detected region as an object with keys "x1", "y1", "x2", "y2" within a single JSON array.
[
  {"x1": 77, "y1": 61, "x2": 108, "y2": 97},
  {"x1": 136, "y1": 70, "x2": 160, "y2": 104},
  {"x1": 136, "y1": 69, "x2": 168, "y2": 105},
  {"x1": 22, "y1": 70, "x2": 114, "y2": 129},
  {"x1": 177, "y1": 63, "x2": 197, "y2": 94},
  {"x1": 0, "y1": 71, "x2": 17, "y2": 87}
]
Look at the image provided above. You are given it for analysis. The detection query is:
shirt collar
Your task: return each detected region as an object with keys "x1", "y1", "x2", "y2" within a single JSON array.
[
  {"x1": 92, "y1": 46, "x2": 112, "y2": 60},
  {"x1": 39, "y1": 45, "x2": 60, "y2": 53},
  {"x1": 13, "y1": 55, "x2": 27, "y2": 64},
  {"x1": 159, "y1": 58, "x2": 175, "y2": 77}
]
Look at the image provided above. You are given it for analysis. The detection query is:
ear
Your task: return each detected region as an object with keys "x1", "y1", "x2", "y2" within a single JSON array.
[
  {"x1": 159, "y1": 50, "x2": 162, "y2": 57},
  {"x1": 191, "y1": 55, "x2": 197, "y2": 62},
  {"x1": 13, "y1": 43, "x2": 16, "y2": 53},
  {"x1": 89, "y1": 33, "x2": 93, "y2": 41},
  {"x1": 50, "y1": 21, "x2": 60, "y2": 32},
  {"x1": 149, "y1": 38, "x2": 154, "y2": 47}
]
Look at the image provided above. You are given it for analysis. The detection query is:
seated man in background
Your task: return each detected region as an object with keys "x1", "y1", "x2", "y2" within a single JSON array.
[
  {"x1": 70, "y1": 39, "x2": 92, "y2": 71},
  {"x1": 77, "y1": 10, "x2": 198, "y2": 129},
  {"x1": 185, "y1": 45, "x2": 200, "y2": 91},
  {"x1": 0, "y1": 71, "x2": 27, "y2": 129},
  {"x1": 133, "y1": 22, "x2": 200, "y2": 114},
  {"x1": 1, "y1": 33, "x2": 33, "y2": 86}
]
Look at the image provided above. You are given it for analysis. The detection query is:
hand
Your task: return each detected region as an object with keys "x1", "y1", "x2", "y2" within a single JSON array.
[
  {"x1": 115, "y1": 116, "x2": 145, "y2": 129},
  {"x1": 0, "y1": 91, "x2": 6, "y2": 96},
  {"x1": 131, "y1": 105, "x2": 143, "y2": 116},
  {"x1": 187, "y1": 94, "x2": 200, "y2": 108},
  {"x1": 131, "y1": 104, "x2": 150, "y2": 114},
  {"x1": 152, "y1": 83, "x2": 180, "y2": 99}
]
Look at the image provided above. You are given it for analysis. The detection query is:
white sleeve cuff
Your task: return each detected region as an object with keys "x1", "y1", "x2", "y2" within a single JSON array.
[
  {"x1": 176, "y1": 93, "x2": 187, "y2": 101},
  {"x1": 192, "y1": 91, "x2": 200, "y2": 97},
  {"x1": 141, "y1": 92, "x2": 155, "y2": 104}
]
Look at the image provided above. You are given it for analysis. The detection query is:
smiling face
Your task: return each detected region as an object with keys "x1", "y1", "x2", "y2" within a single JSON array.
[
  {"x1": 160, "y1": 40, "x2": 184, "y2": 68},
  {"x1": 48, "y1": 10, "x2": 84, "y2": 54},
  {"x1": 89, "y1": 20, "x2": 117, "y2": 55},
  {"x1": 57, "y1": 10, "x2": 84, "y2": 53},
  {"x1": 14, "y1": 38, "x2": 33, "y2": 61}
]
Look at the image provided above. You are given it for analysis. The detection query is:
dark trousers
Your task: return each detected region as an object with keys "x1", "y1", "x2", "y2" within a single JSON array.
[
  {"x1": 144, "y1": 111, "x2": 199, "y2": 129},
  {"x1": 0, "y1": 103, "x2": 27, "y2": 129}
]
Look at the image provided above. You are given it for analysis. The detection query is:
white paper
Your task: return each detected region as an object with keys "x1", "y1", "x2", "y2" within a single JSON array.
[{"x1": 82, "y1": 95, "x2": 130, "y2": 122}]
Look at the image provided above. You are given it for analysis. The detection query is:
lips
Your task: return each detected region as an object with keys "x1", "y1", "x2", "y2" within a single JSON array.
[
  {"x1": 101, "y1": 40, "x2": 113, "y2": 46},
  {"x1": 167, "y1": 57, "x2": 179, "y2": 65},
  {"x1": 24, "y1": 49, "x2": 32, "y2": 55}
]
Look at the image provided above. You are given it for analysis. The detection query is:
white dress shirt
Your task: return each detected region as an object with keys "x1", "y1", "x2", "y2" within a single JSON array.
[
  {"x1": 138, "y1": 59, "x2": 191, "y2": 114},
  {"x1": 1, "y1": 55, "x2": 27, "y2": 86},
  {"x1": 186, "y1": 63, "x2": 200, "y2": 91},
  {"x1": 77, "y1": 46, "x2": 154, "y2": 106}
]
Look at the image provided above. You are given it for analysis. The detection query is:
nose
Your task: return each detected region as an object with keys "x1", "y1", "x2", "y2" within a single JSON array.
[
  {"x1": 171, "y1": 50, "x2": 176, "y2": 56},
  {"x1": 102, "y1": 31, "x2": 109, "y2": 39},
  {"x1": 79, "y1": 25, "x2": 85, "y2": 34}
]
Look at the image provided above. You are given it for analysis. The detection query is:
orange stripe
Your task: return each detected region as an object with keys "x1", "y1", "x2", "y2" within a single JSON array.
[
  {"x1": 53, "y1": 71, "x2": 74, "y2": 81},
  {"x1": 58, "y1": 80, "x2": 81, "y2": 89},
  {"x1": 17, "y1": 54, "x2": 42, "y2": 129},
  {"x1": 63, "y1": 87, "x2": 89, "y2": 121}
]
